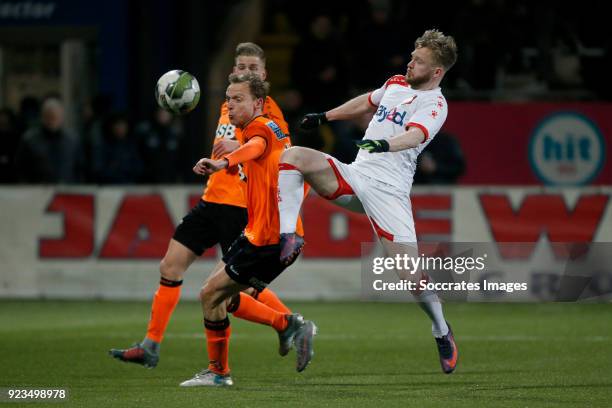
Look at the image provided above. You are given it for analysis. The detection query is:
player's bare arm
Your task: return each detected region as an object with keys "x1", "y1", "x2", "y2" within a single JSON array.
[
  {"x1": 388, "y1": 126, "x2": 426, "y2": 151},
  {"x1": 300, "y1": 93, "x2": 377, "y2": 130},
  {"x1": 325, "y1": 93, "x2": 377, "y2": 121}
]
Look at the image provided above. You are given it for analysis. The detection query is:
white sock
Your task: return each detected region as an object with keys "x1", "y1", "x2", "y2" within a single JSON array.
[
  {"x1": 278, "y1": 168, "x2": 304, "y2": 234},
  {"x1": 414, "y1": 289, "x2": 449, "y2": 338}
]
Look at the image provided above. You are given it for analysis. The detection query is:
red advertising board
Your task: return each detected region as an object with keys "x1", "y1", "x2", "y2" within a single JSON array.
[
  {"x1": 443, "y1": 103, "x2": 612, "y2": 185},
  {"x1": 35, "y1": 190, "x2": 610, "y2": 260}
]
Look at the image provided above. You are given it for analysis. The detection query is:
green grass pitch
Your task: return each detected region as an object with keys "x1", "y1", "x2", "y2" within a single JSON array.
[{"x1": 1, "y1": 300, "x2": 611, "y2": 407}]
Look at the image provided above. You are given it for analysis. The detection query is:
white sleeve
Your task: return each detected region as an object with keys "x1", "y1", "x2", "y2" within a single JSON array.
[
  {"x1": 368, "y1": 75, "x2": 407, "y2": 107},
  {"x1": 367, "y1": 81, "x2": 387, "y2": 107},
  {"x1": 405, "y1": 96, "x2": 448, "y2": 143}
]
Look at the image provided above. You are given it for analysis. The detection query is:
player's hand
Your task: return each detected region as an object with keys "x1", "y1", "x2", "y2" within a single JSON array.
[
  {"x1": 355, "y1": 139, "x2": 390, "y2": 153},
  {"x1": 193, "y1": 158, "x2": 228, "y2": 175},
  {"x1": 212, "y1": 139, "x2": 240, "y2": 158},
  {"x1": 300, "y1": 112, "x2": 328, "y2": 130}
]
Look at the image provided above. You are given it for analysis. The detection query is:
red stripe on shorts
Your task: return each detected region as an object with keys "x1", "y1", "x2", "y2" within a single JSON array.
[
  {"x1": 324, "y1": 158, "x2": 355, "y2": 200},
  {"x1": 370, "y1": 218, "x2": 394, "y2": 242}
]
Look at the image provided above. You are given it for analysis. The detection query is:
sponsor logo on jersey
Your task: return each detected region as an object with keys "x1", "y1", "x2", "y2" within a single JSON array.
[
  {"x1": 266, "y1": 120, "x2": 287, "y2": 140},
  {"x1": 529, "y1": 112, "x2": 605, "y2": 186},
  {"x1": 216, "y1": 123, "x2": 236, "y2": 139},
  {"x1": 375, "y1": 105, "x2": 407, "y2": 126}
]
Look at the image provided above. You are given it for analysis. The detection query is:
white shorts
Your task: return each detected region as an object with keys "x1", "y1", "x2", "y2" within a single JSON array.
[{"x1": 325, "y1": 156, "x2": 416, "y2": 243}]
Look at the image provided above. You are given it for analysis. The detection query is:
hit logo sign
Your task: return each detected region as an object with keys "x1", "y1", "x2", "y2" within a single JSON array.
[{"x1": 529, "y1": 112, "x2": 606, "y2": 185}]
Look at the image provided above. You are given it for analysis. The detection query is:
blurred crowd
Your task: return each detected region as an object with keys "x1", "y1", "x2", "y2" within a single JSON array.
[
  {"x1": 261, "y1": 0, "x2": 608, "y2": 182},
  {"x1": 0, "y1": 91, "x2": 465, "y2": 186},
  {"x1": 268, "y1": 0, "x2": 609, "y2": 100},
  {"x1": 0, "y1": 95, "x2": 187, "y2": 184},
  {"x1": 2, "y1": 0, "x2": 608, "y2": 186}
]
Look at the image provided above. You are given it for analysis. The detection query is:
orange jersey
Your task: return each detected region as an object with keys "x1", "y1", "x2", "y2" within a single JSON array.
[
  {"x1": 239, "y1": 116, "x2": 304, "y2": 246},
  {"x1": 202, "y1": 96, "x2": 289, "y2": 207}
]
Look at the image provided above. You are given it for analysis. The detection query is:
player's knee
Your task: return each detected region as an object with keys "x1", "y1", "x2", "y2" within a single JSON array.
[
  {"x1": 200, "y1": 283, "x2": 223, "y2": 310},
  {"x1": 159, "y1": 258, "x2": 184, "y2": 281},
  {"x1": 199, "y1": 284, "x2": 213, "y2": 307},
  {"x1": 280, "y1": 146, "x2": 303, "y2": 167}
]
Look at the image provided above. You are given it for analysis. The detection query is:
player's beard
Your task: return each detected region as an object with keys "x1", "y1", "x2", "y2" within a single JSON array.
[{"x1": 406, "y1": 69, "x2": 433, "y2": 89}]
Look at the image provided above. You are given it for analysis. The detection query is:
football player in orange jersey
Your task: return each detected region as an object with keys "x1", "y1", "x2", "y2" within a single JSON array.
[
  {"x1": 179, "y1": 72, "x2": 316, "y2": 387},
  {"x1": 110, "y1": 43, "x2": 303, "y2": 370}
]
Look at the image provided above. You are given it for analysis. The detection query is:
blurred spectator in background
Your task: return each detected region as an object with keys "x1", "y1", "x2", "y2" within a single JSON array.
[
  {"x1": 90, "y1": 113, "x2": 143, "y2": 184},
  {"x1": 15, "y1": 98, "x2": 83, "y2": 184},
  {"x1": 290, "y1": 13, "x2": 350, "y2": 111},
  {"x1": 0, "y1": 108, "x2": 20, "y2": 183},
  {"x1": 135, "y1": 108, "x2": 183, "y2": 183},
  {"x1": 414, "y1": 132, "x2": 465, "y2": 184}
]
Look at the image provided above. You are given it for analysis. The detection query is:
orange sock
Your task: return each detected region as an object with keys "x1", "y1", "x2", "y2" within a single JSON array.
[
  {"x1": 231, "y1": 293, "x2": 288, "y2": 332},
  {"x1": 204, "y1": 318, "x2": 231, "y2": 375},
  {"x1": 145, "y1": 278, "x2": 182, "y2": 343},
  {"x1": 256, "y1": 288, "x2": 291, "y2": 314}
]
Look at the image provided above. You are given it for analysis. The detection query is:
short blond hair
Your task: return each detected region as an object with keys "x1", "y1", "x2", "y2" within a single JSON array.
[
  {"x1": 235, "y1": 42, "x2": 266, "y2": 64},
  {"x1": 415, "y1": 29, "x2": 457, "y2": 71},
  {"x1": 228, "y1": 72, "x2": 270, "y2": 100}
]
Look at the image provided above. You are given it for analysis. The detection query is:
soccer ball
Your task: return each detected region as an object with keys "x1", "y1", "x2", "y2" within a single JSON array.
[{"x1": 155, "y1": 70, "x2": 200, "y2": 115}]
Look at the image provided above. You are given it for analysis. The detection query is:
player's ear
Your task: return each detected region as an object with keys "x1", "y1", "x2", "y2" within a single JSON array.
[
  {"x1": 434, "y1": 67, "x2": 444, "y2": 79},
  {"x1": 253, "y1": 97, "x2": 264, "y2": 111},
  {"x1": 261, "y1": 69, "x2": 267, "y2": 81}
]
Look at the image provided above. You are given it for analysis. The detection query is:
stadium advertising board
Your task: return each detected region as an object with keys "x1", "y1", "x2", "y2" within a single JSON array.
[{"x1": 0, "y1": 186, "x2": 610, "y2": 300}]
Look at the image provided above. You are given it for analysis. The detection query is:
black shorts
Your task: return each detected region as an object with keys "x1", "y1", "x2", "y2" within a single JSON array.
[
  {"x1": 173, "y1": 200, "x2": 247, "y2": 256},
  {"x1": 222, "y1": 234, "x2": 299, "y2": 291}
]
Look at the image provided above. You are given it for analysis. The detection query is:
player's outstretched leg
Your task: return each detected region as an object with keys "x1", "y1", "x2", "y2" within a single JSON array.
[
  {"x1": 278, "y1": 147, "x2": 340, "y2": 265},
  {"x1": 278, "y1": 161, "x2": 306, "y2": 265},
  {"x1": 228, "y1": 291, "x2": 304, "y2": 356},
  {"x1": 253, "y1": 288, "x2": 292, "y2": 314},
  {"x1": 237, "y1": 287, "x2": 298, "y2": 355}
]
